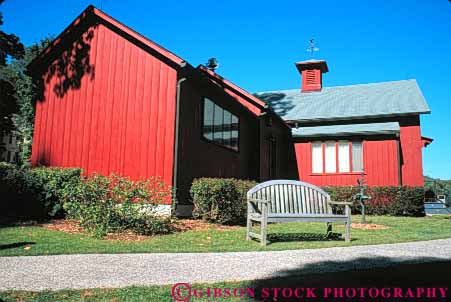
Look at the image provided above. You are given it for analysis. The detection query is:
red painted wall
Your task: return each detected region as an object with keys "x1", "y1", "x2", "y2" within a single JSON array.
[
  {"x1": 400, "y1": 125, "x2": 424, "y2": 186},
  {"x1": 294, "y1": 139, "x2": 399, "y2": 187},
  {"x1": 31, "y1": 23, "x2": 178, "y2": 201}
]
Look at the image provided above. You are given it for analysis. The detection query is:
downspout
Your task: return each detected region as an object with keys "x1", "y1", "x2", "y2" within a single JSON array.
[
  {"x1": 397, "y1": 134, "x2": 403, "y2": 186},
  {"x1": 172, "y1": 76, "x2": 187, "y2": 213}
]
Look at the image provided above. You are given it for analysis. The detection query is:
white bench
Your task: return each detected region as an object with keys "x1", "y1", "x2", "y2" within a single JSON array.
[{"x1": 246, "y1": 180, "x2": 352, "y2": 246}]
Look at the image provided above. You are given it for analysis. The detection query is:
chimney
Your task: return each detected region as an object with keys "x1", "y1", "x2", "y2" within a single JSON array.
[{"x1": 295, "y1": 59, "x2": 329, "y2": 92}]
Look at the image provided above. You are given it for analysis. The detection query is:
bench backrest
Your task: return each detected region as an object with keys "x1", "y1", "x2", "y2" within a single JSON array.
[{"x1": 247, "y1": 180, "x2": 332, "y2": 215}]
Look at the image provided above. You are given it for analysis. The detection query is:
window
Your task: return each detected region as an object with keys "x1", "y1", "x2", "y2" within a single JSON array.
[
  {"x1": 324, "y1": 141, "x2": 336, "y2": 173},
  {"x1": 202, "y1": 98, "x2": 239, "y2": 151},
  {"x1": 203, "y1": 99, "x2": 214, "y2": 140},
  {"x1": 338, "y1": 141, "x2": 350, "y2": 173},
  {"x1": 311, "y1": 140, "x2": 363, "y2": 174},
  {"x1": 312, "y1": 142, "x2": 323, "y2": 173},
  {"x1": 352, "y1": 141, "x2": 363, "y2": 172}
]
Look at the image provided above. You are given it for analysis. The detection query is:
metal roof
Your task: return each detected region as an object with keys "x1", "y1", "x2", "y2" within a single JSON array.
[
  {"x1": 292, "y1": 122, "x2": 400, "y2": 138},
  {"x1": 255, "y1": 79, "x2": 430, "y2": 122}
]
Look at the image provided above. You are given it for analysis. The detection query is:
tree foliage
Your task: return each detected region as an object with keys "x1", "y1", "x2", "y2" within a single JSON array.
[
  {"x1": 0, "y1": 0, "x2": 24, "y2": 138},
  {"x1": 5, "y1": 38, "x2": 53, "y2": 165},
  {"x1": 424, "y1": 175, "x2": 451, "y2": 202},
  {"x1": 0, "y1": 0, "x2": 24, "y2": 65}
]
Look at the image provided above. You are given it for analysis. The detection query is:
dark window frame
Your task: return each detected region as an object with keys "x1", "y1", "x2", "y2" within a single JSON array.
[
  {"x1": 268, "y1": 136, "x2": 277, "y2": 178},
  {"x1": 201, "y1": 97, "x2": 240, "y2": 152}
]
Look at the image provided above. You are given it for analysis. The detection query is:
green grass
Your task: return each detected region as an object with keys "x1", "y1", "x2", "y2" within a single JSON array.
[
  {"x1": 0, "y1": 215, "x2": 450, "y2": 256},
  {"x1": 2, "y1": 261, "x2": 450, "y2": 302},
  {"x1": 0, "y1": 285, "x2": 178, "y2": 302},
  {"x1": 1, "y1": 283, "x2": 243, "y2": 302}
]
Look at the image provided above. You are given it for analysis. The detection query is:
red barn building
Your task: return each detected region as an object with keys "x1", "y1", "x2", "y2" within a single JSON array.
[{"x1": 28, "y1": 6, "x2": 431, "y2": 214}]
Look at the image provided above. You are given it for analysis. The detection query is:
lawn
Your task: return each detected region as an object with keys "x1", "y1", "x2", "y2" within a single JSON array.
[{"x1": 0, "y1": 215, "x2": 450, "y2": 256}]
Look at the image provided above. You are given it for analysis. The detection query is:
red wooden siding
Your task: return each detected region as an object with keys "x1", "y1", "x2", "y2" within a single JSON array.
[
  {"x1": 400, "y1": 125, "x2": 424, "y2": 186},
  {"x1": 363, "y1": 140, "x2": 399, "y2": 186},
  {"x1": 31, "y1": 23, "x2": 178, "y2": 202},
  {"x1": 294, "y1": 139, "x2": 399, "y2": 187}
]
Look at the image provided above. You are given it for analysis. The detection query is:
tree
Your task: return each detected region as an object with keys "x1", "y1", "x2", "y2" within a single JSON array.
[
  {"x1": 3, "y1": 38, "x2": 52, "y2": 165},
  {"x1": 0, "y1": 0, "x2": 24, "y2": 139},
  {"x1": 0, "y1": 0, "x2": 24, "y2": 65}
]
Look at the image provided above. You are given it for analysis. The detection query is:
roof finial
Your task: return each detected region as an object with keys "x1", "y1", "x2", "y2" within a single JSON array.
[{"x1": 306, "y1": 38, "x2": 319, "y2": 57}]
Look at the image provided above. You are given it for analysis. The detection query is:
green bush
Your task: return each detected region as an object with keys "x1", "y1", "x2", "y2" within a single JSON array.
[
  {"x1": 190, "y1": 178, "x2": 257, "y2": 225},
  {"x1": 0, "y1": 163, "x2": 81, "y2": 221},
  {"x1": 1, "y1": 164, "x2": 174, "y2": 236},
  {"x1": 24, "y1": 167, "x2": 82, "y2": 217},
  {"x1": 64, "y1": 174, "x2": 174, "y2": 237},
  {"x1": 323, "y1": 186, "x2": 425, "y2": 217}
]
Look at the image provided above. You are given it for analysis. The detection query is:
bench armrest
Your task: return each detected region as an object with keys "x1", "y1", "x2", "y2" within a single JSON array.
[
  {"x1": 328, "y1": 200, "x2": 352, "y2": 218},
  {"x1": 328, "y1": 201, "x2": 353, "y2": 206},
  {"x1": 247, "y1": 198, "x2": 270, "y2": 214},
  {"x1": 248, "y1": 198, "x2": 270, "y2": 205}
]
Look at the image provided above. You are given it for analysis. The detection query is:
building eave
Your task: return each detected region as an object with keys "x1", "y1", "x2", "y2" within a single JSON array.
[{"x1": 285, "y1": 111, "x2": 431, "y2": 124}]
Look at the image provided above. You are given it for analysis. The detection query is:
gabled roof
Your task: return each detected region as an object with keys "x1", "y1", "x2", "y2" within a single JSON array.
[
  {"x1": 255, "y1": 79, "x2": 431, "y2": 122},
  {"x1": 292, "y1": 122, "x2": 400, "y2": 138},
  {"x1": 28, "y1": 5, "x2": 185, "y2": 71}
]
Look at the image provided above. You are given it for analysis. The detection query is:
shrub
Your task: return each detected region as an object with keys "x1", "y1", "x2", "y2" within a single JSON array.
[
  {"x1": 24, "y1": 167, "x2": 82, "y2": 217},
  {"x1": 323, "y1": 186, "x2": 425, "y2": 217},
  {"x1": 190, "y1": 178, "x2": 257, "y2": 225},
  {"x1": 64, "y1": 174, "x2": 174, "y2": 237},
  {"x1": 391, "y1": 186, "x2": 425, "y2": 216},
  {"x1": 0, "y1": 163, "x2": 81, "y2": 221}
]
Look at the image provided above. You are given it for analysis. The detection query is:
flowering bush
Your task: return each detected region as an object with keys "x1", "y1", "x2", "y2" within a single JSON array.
[{"x1": 64, "y1": 174, "x2": 174, "y2": 237}]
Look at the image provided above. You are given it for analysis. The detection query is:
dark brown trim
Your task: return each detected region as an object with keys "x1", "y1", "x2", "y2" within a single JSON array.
[{"x1": 397, "y1": 138, "x2": 403, "y2": 186}]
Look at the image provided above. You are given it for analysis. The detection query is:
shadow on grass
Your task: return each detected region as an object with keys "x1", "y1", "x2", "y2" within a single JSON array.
[
  {"x1": 0, "y1": 242, "x2": 35, "y2": 250},
  {"x1": 268, "y1": 232, "x2": 342, "y2": 243},
  {"x1": 249, "y1": 256, "x2": 450, "y2": 301}
]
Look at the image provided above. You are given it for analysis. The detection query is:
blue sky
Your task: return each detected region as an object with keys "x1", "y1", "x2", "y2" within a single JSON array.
[{"x1": 2, "y1": 0, "x2": 451, "y2": 179}]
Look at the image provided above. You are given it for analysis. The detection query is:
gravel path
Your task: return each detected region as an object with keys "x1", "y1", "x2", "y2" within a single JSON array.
[{"x1": 1, "y1": 238, "x2": 451, "y2": 291}]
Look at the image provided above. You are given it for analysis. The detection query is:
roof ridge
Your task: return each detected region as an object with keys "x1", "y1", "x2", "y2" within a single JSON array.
[{"x1": 256, "y1": 79, "x2": 418, "y2": 94}]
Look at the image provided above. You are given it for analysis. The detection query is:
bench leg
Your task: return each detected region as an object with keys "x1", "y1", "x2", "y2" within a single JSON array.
[
  {"x1": 345, "y1": 204, "x2": 351, "y2": 243},
  {"x1": 261, "y1": 207, "x2": 268, "y2": 246},
  {"x1": 261, "y1": 219, "x2": 267, "y2": 246},
  {"x1": 345, "y1": 221, "x2": 351, "y2": 243},
  {"x1": 246, "y1": 216, "x2": 252, "y2": 241},
  {"x1": 326, "y1": 222, "x2": 333, "y2": 238}
]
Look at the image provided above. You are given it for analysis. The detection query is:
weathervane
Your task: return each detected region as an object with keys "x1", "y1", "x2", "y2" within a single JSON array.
[{"x1": 306, "y1": 38, "x2": 319, "y2": 57}]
